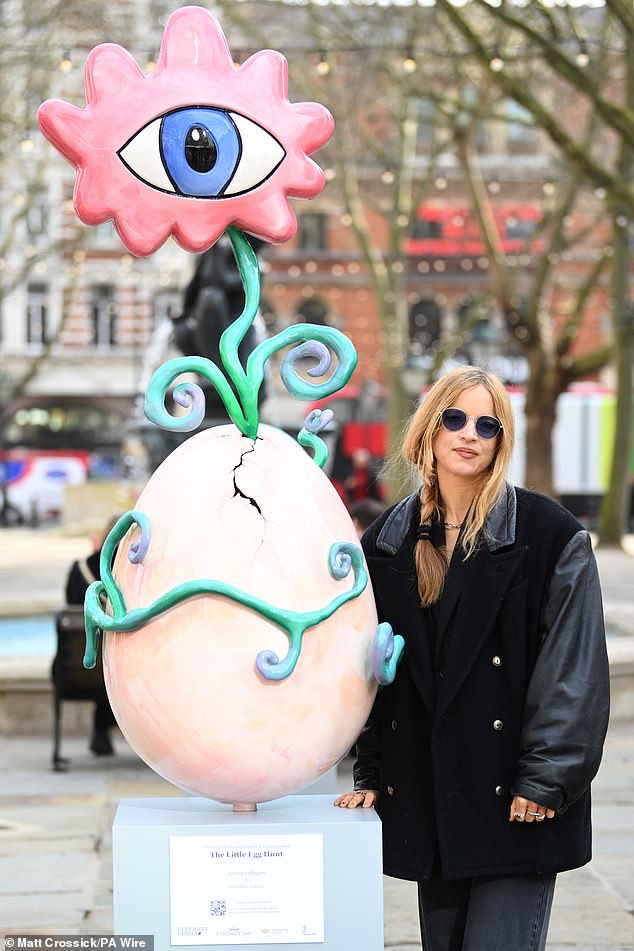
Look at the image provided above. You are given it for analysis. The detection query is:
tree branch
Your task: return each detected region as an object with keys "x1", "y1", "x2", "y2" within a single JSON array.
[
  {"x1": 436, "y1": 0, "x2": 634, "y2": 216},
  {"x1": 474, "y1": 0, "x2": 634, "y2": 145}
]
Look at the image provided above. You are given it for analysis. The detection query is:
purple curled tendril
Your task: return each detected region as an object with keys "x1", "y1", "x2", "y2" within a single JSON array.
[
  {"x1": 171, "y1": 381, "x2": 205, "y2": 431},
  {"x1": 372, "y1": 621, "x2": 405, "y2": 686},
  {"x1": 256, "y1": 649, "x2": 280, "y2": 675},
  {"x1": 280, "y1": 341, "x2": 332, "y2": 395},
  {"x1": 304, "y1": 408, "x2": 334, "y2": 434},
  {"x1": 128, "y1": 518, "x2": 152, "y2": 565},
  {"x1": 295, "y1": 341, "x2": 332, "y2": 376},
  {"x1": 329, "y1": 546, "x2": 352, "y2": 580}
]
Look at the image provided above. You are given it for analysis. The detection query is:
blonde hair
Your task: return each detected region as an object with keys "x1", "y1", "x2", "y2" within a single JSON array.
[{"x1": 402, "y1": 366, "x2": 514, "y2": 606}]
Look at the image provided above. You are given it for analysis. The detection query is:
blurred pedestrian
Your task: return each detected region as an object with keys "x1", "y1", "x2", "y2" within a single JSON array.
[
  {"x1": 62, "y1": 517, "x2": 119, "y2": 755},
  {"x1": 349, "y1": 498, "x2": 386, "y2": 537},
  {"x1": 335, "y1": 366, "x2": 610, "y2": 951},
  {"x1": 344, "y1": 447, "x2": 382, "y2": 504}
]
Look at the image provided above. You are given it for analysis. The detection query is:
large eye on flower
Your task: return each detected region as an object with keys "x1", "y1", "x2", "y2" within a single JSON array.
[{"x1": 118, "y1": 106, "x2": 286, "y2": 199}]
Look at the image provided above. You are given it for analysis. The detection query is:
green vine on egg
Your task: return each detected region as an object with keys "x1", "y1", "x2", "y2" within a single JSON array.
[{"x1": 83, "y1": 510, "x2": 368, "y2": 682}]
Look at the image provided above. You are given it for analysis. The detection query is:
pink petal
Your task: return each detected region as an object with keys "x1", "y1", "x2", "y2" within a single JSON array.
[
  {"x1": 84, "y1": 44, "x2": 145, "y2": 105},
  {"x1": 239, "y1": 50, "x2": 289, "y2": 101},
  {"x1": 292, "y1": 102, "x2": 335, "y2": 153},
  {"x1": 234, "y1": 193, "x2": 298, "y2": 244},
  {"x1": 285, "y1": 157, "x2": 326, "y2": 200},
  {"x1": 156, "y1": 6, "x2": 234, "y2": 72},
  {"x1": 37, "y1": 101, "x2": 90, "y2": 166}
]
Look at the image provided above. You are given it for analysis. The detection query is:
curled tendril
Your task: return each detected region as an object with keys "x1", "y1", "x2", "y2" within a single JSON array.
[
  {"x1": 281, "y1": 341, "x2": 331, "y2": 387},
  {"x1": 171, "y1": 382, "x2": 206, "y2": 430},
  {"x1": 304, "y1": 408, "x2": 334, "y2": 434},
  {"x1": 84, "y1": 523, "x2": 368, "y2": 686},
  {"x1": 145, "y1": 356, "x2": 246, "y2": 434},
  {"x1": 297, "y1": 409, "x2": 334, "y2": 469},
  {"x1": 328, "y1": 542, "x2": 354, "y2": 580},
  {"x1": 372, "y1": 622, "x2": 405, "y2": 686},
  {"x1": 254, "y1": 542, "x2": 365, "y2": 680},
  {"x1": 144, "y1": 228, "x2": 357, "y2": 441},
  {"x1": 273, "y1": 326, "x2": 356, "y2": 403},
  {"x1": 128, "y1": 519, "x2": 152, "y2": 564},
  {"x1": 255, "y1": 647, "x2": 295, "y2": 681}
]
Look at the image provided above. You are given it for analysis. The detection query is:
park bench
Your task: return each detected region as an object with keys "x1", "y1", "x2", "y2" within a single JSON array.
[{"x1": 52, "y1": 606, "x2": 108, "y2": 770}]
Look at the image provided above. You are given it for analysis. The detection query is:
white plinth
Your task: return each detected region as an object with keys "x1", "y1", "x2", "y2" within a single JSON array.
[{"x1": 113, "y1": 794, "x2": 383, "y2": 950}]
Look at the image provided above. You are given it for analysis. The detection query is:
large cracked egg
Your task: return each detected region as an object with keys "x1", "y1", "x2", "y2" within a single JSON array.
[{"x1": 104, "y1": 423, "x2": 378, "y2": 804}]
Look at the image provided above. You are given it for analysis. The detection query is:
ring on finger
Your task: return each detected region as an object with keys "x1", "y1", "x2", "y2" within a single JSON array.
[
  {"x1": 514, "y1": 812, "x2": 524, "y2": 819},
  {"x1": 527, "y1": 811, "x2": 541, "y2": 816},
  {"x1": 535, "y1": 815, "x2": 545, "y2": 821}
]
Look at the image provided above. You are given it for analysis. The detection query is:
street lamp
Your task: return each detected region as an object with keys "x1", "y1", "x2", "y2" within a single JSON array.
[{"x1": 0, "y1": 371, "x2": 15, "y2": 527}]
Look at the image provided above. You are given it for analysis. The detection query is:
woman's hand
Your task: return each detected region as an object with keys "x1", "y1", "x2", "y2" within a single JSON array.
[
  {"x1": 334, "y1": 789, "x2": 379, "y2": 809},
  {"x1": 509, "y1": 795, "x2": 556, "y2": 823}
]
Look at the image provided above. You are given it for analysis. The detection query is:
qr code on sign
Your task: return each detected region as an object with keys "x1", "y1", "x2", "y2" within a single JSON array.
[{"x1": 210, "y1": 899, "x2": 227, "y2": 916}]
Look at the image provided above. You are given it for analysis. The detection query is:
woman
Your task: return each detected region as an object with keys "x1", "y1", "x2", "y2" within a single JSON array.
[{"x1": 335, "y1": 366, "x2": 609, "y2": 951}]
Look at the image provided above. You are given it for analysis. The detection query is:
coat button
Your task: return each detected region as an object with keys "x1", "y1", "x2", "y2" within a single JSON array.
[
  {"x1": 387, "y1": 785, "x2": 394, "y2": 796},
  {"x1": 492, "y1": 655, "x2": 502, "y2": 667},
  {"x1": 493, "y1": 719, "x2": 504, "y2": 731},
  {"x1": 495, "y1": 785, "x2": 504, "y2": 796},
  {"x1": 391, "y1": 720, "x2": 398, "y2": 731}
]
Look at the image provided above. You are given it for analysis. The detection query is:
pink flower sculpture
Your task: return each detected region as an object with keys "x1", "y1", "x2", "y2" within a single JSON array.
[{"x1": 37, "y1": 6, "x2": 334, "y2": 256}]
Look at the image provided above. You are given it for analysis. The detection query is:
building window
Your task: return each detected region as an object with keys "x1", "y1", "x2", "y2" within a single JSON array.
[
  {"x1": 415, "y1": 97, "x2": 437, "y2": 149},
  {"x1": 410, "y1": 217, "x2": 443, "y2": 241},
  {"x1": 505, "y1": 215, "x2": 538, "y2": 241},
  {"x1": 298, "y1": 214, "x2": 327, "y2": 251},
  {"x1": 91, "y1": 285, "x2": 117, "y2": 348},
  {"x1": 409, "y1": 297, "x2": 442, "y2": 354},
  {"x1": 87, "y1": 220, "x2": 118, "y2": 249},
  {"x1": 296, "y1": 298, "x2": 329, "y2": 325},
  {"x1": 505, "y1": 100, "x2": 538, "y2": 155},
  {"x1": 26, "y1": 283, "x2": 48, "y2": 346},
  {"x1": 26, "y1": 193, "x2": 49, "y2": 239}
]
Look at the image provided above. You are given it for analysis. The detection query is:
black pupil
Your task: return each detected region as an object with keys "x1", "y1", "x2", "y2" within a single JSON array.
[{"x1": 185, "y1": 125, "x2": 216, "y2": 173}]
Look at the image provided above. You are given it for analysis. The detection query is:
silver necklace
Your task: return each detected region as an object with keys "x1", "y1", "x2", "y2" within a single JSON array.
[{"x1": 444, "y1": 521, "x2": 462, "y2": 530}]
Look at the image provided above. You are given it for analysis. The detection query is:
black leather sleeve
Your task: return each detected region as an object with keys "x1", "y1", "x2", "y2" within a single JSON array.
[
  {"x1": 512, "y1": 530, "x2": 610, "y2": 813},
  {"x1": 352, "y1": 701, "x2": 381, "y2": 791}
]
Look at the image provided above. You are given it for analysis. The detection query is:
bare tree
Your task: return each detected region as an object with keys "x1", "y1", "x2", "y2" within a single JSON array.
[
  {"x1": 436, "y1": 0, "x2": 633, "y2": 542},
  {"x1": 449, "y1": 85, "x2": 612, "y2": 496},
  {"x1": 215, "y1": 0, "x2": 626, "y2": 508}
]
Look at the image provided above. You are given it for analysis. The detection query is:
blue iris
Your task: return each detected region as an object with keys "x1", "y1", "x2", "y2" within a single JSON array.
[{"x1": 160, "y1": 107, "x2": 241, "y2": 198}]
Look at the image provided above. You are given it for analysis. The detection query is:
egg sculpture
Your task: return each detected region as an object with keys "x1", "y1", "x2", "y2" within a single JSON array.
[
  {"x1": 38, "y1": 6, "x2": 404, "y2": 807},
  {"x1": 77, "y1": 227, "x2": 404, "y2": 806},
  {"x1": 100, "y1": 423, "x2": 379, "y2": 804}
]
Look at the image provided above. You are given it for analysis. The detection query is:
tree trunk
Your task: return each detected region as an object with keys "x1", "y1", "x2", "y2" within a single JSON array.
[
  {"x1": 383, "y1": 363, "x2": 415, "y2": 505},
  {"x1": 524, "y1": 370, "x2": 558, "y2": 498},
  {"x1": 598, "y1": 217, "x2": 633, "y2": 545},
  {"x1": 598, "y1": 31, "x2": 634, "y2": 549}
]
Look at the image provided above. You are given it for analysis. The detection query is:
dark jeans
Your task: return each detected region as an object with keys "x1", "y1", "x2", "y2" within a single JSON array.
[{"x1": 417, "y1": 870, "x2": 556, "y2": 951}]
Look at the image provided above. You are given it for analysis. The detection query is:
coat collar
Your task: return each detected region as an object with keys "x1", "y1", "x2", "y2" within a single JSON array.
[
  {"x1": 376, "y1": 481, "x2": 517, "y2": 555},
  {"x1": 366, "y1": 482, "x2": 523, "y2": 717}
]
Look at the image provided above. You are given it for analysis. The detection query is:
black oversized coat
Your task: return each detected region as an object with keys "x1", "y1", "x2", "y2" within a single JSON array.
[{"x1": 354, "y1": 483, "x2": 610, "y2": 882}]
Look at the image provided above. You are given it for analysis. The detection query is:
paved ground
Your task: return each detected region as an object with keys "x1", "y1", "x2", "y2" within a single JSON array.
[
  {"x1": 1, "y1": 526, "x2": 634, "y2": 948},
  {"x1": 0, "y1": 728, "x2": 633, "y2": 949}
]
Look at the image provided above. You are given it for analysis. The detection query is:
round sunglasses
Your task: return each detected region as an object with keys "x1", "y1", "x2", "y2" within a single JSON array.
[{"x1": 439, "y1": 407, "x2": 503, "y2": 440}]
